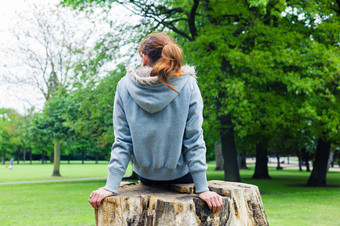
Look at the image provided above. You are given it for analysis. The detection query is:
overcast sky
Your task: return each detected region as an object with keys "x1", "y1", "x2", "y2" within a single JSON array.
[
  {"x1": 0, "y1": 0, "x2": 136, "y2": 114},
  {"x1": 0, "y1": 0, "x2": 58, "y2": 113}
]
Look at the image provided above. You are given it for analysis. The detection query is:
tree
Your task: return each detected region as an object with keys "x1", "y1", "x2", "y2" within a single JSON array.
[
  {"x1": 67, "y1": 70, "x2": 121, "y2": 161},
  {"x1": 30, "y1": 112, "x2": 54, "y2": 164},
  {"x1": 63, "y1": 0, "x2": 340, "y2": 186},
  {"x1": 62, "y1": 0, "x2": 242, "y2": 182},
  {"x1": 1, "y1": 2, "x2": 104, "y2": 175},
  {"x1": 0, "y1": 109, "x2": 24, "y2": 164},
  {"x1": 36, "y1": 87, "x2": 75, "y2": 176}
]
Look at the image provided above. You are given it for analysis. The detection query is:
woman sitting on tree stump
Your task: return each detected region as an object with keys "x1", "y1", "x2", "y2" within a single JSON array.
[{"x1": 88, "y1": 32, "x2": 223, "y2": 213}]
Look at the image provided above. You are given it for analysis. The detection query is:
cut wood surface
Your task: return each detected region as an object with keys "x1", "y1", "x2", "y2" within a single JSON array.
[{"x1": 95, "y1": 180, "x2": 268, "y2": 226}]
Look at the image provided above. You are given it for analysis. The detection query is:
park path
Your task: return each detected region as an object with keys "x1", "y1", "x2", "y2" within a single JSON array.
[
  {"x1": 2, "y1": 159, "x2": 339, "y2": 185},
  {"x1": 0, "y1": 177, "x2": 106, "y2": 185},
  {"x1": 248, "y1": 157, "x2": 340, "y2": 172}
]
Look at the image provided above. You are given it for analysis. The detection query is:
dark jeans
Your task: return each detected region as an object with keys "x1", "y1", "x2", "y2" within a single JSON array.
[{"x1": 138, "y1": 172, "x2": 194, "y2": 186}]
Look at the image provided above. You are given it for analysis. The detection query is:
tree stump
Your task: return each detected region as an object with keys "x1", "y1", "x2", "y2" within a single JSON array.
[{"x1": 95, "y1": 180, "x2": 268, "y2": 226}]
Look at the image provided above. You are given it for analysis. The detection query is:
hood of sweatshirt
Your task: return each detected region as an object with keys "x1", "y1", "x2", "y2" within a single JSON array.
[{"x1": 126, "y1": 65, "x2": 196, "y2": 113}]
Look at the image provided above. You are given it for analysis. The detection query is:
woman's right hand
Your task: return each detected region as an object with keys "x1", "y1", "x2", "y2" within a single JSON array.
[
  {"x1": 88, "y1": 187, "x2": 115, "y2": 209},
  {"x1": 198, "y1": 190, "x2": 223, "y2": 213}
]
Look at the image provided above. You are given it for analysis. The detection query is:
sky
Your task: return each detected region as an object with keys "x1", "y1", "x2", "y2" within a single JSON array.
[
  {"x1": 0, "y1": 0, "x2": 136, "y2": 114},
  {"x1": 0, "y1": 0, "x2": 58, "y2": 113}
]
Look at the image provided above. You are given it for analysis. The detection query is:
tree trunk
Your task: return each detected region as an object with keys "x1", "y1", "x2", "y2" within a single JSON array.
[
  {"x1": 252, "y1": 143, "x2": 271, "y2": 179},
  {"x1": 23, "y1": 149, "x2": 26, "y2": 162},
  {"x1": 30, "y1": 150, "x2": 32, "y2": 164},
  {"x1": 296, "y1": 149, "x2": 303, "y2": 171},
  {"x1": 95, "y1": 153, "x2": 99, "y2": 164},
  {"x1": 17, "y1": 148, "x2": 20, "y2": 165},
  {"x1": 2, "y1": 150, "x2": 5, "y2": 164},
  {"x1": 331, "y1": 158, "x2": 334, "y2": 168},
  {"x1": 301, "y1": 147, "x2": 310, "y2": 172},
  {"x1": 298, "y1": 158, "x2": 303, "y2": 171},
  {"x1": 50, "y1": 150, "x2": 54, "y2": 163},
  {"x1": 68, "y1": 154, "x2": 70, "y2": 164},
  {"x1": 219, "y1": 114, "x2": 241, "y2": 182},
  {"x1": 82, "y1": 151, "x2": 84, "y2": 164},
  {"x1": 327, "y1": 151, "x2": 334, "y2": 172},
  {"x1": 276, "y1": 155, "x2": 283, "y2": 170},
  {"x1": 306, "y1": 159, "x2": 310, "y2": 172},
  {"x1": 52, "y1": 139, "x2": 61, "y2": 176},
  {"x1": 96, "y1": 181, "x2": 268, "y2": 226},
  {"x1": 306, "y1": 139, "x2": 331, "y2": 186},
  {"x1": 214, "y1": 142, "x2": 224, "y2": 171},
  {"x1": 239, "y1": 149, "x2": 248, "y2": 169},
  {"x1": 42, "y1": 152, "x2": 45, "y2": 164},
  {"x1": 218, "y1": 58, "x2": 240, "y2": 182}
]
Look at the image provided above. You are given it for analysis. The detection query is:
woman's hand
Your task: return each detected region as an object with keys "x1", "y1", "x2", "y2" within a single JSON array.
[
  {"x1": 198, "y1": 190, "x2": 223, "y2": 213},
  {"x1": 88, "y1": 187, "x2": 115, "y2": 209}
]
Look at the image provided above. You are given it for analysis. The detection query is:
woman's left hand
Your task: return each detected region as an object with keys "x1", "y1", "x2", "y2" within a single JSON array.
[
  {"x1": 198, "y1": 190, "x2": 223, "y2": 213},
  {"x1": 88, "y1": 187, "x2": 115, "y2": 209}
]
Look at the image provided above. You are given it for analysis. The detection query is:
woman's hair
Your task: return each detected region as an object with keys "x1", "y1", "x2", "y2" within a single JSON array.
[{"x1": 138, "y1": 32, "x2": 183, "y2": 93}]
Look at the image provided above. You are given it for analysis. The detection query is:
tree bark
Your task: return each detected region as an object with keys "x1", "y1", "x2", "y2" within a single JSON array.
[
  {"x1": 219, "y1": 114, "x2": 241, "y2": 182},
  {"x1": 298, "y1": 158, "x2": 303, "y2": 171},
  {"x1": 217, "y1": 57, "x2": 241, "y2": 182},
  {"x1": 276, "y1": 155, "x2": 283, "y2": 170},
  {"x1": 50, "y1": 150, "x2": 54, "y2": 163},
  {"x1": 214, "y1": 142, "x2": 224, "y2": 171},
  {"x1": 327, "y1": 151, "x2": 334, "y2": 172},
  {"x1": 42, "y1": 152, "x2": 45, "y2": 164},
  {"x1": 95, "y1": 153, "x2": 99, "y2": 164},
  {"x1": 52, "y1": 139, "x2": 61, "y2": 176},
  {"x1": 96, "y1": 181, "x2": 268, "y2": 226},
  {"x1": 306, "y1": 139, "x2": 331, "y2": 186},
  {"x1": 296, "y1": 149, "x2": 303, "y2": 171},
  {"x1": 239, "y1": 149, "x2": 248, "y2": 169},
  {"x1": 305, "y1": 158, "x2": 310, "y2": 172},
  {"x1": 2, "y1": 150, "x2": 5, "y2": 164},
  {"x1": 17, "y1": 148, "x2": 20, "y2": 165},
  {"x1": 82, "y1": 151, "x2": 84, "y2": 164},
  {"x1": 23, "y1": 149, "x2": 26, "y2": 162},
  {"x1": 188, "y1": 0, "x2": 199, "y2": 40},
  {"x1": 252, "y1": 143, "x2": 271, "y2": 179},
  {"x1": 301, "y1": 147, "x2": 310, "y2": 172}
]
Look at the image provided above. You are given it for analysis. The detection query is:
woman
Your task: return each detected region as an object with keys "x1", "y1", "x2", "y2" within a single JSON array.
[{"x1": 89, "y1": 32, "x2": 223, "y2": 213}]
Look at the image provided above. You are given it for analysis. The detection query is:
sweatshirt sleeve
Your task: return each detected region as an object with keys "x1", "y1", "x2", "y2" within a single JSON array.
[
  {"x1": 182, "y1": 80, "x2": 209, "y2": 193},
  {"x1": 103, "y1": 84, "x2": 132, "y2": 194}
]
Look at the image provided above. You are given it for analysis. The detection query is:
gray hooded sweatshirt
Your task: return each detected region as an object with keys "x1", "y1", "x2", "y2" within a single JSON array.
[{"x1": 104, "y1": 65, "x2": 209, "y2": 194}]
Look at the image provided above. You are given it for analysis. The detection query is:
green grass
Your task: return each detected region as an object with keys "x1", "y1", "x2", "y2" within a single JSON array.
[
  {"x1": 0, "y1": 161, "x2": 132, "y2": 182},
  {"x1": 0, "y1": 180, "x2": 104, "y2": 225},
  {"x1": 207, "y1": 163, "x2": 340, "y2": 226},
  {"x1": 249, "y1": 170, "x2": 340, "y2": 226},
  {"x1": 0, "y1": 162, "x2": 339, "y2": 225}
]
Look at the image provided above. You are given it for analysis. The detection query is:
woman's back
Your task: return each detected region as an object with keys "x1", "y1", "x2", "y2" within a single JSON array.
[{"x1": 110, "y1": 65, "x2": 207, "y2": 191}]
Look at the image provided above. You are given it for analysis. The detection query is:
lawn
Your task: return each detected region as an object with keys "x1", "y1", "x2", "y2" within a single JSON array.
[
  {"x1": 0, "y1": 161, "x2": 133, "y2": 182},
  {"x1": 0, "y1": 162, "x2": 339, "y2": 225},
  {"x1": 241, "y1": 168, "x2": 340, "y2": 226}
]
